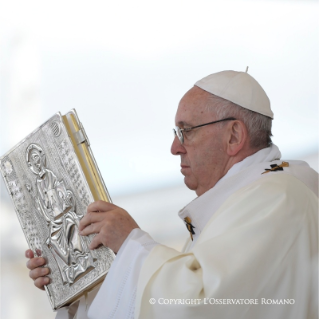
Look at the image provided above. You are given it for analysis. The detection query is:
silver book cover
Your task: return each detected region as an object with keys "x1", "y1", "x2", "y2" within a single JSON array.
[{"x1": 0, "y1": 109, "x2": 115, "y2": 310}]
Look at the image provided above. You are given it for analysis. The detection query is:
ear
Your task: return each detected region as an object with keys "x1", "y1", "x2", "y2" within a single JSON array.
[{"x1": 225, "y1": 120, "x2": 248, "y2": 156}]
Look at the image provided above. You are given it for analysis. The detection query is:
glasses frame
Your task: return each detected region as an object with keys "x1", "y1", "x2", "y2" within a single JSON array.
[{"x1": 173, "y1": 117, "x2": 237, "y2": 144}]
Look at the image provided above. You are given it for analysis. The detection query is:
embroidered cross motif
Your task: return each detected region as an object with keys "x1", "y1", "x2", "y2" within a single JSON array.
[
  {"x1": 262, "y1": 161, "x2": 289, "y2": 174},
  {"x1": 184, "y1": 217, "x2": 195, "y2": 241}
]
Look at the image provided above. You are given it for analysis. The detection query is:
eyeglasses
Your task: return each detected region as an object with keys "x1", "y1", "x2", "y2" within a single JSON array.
[{"x1": 173, "y1": 117, "x2": 236, "y2": 144}]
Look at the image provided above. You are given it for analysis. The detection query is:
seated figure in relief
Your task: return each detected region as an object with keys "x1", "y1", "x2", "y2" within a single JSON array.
[{"x1": 25, "y1": 143, "x2": 96, "y2": 285}]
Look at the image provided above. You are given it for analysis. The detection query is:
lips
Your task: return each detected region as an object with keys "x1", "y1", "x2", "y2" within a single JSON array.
[{"x1": 180, "y1": 164, "x2": 190, "y2": 174}]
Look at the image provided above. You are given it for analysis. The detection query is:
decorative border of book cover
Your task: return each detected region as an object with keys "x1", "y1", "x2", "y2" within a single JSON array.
[{"x1": 0, "y1": 112, "x2": 115, "y2": 310}]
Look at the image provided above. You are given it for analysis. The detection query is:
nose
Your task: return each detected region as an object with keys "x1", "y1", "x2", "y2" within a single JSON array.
[{"x1": 171, "y1": 135, "x2": 187, "y2": 155}]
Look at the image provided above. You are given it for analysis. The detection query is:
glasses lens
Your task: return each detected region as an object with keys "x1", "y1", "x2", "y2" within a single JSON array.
[
  {"x1": 174, "y1": 126, "x2": 184, "y2": 144},
  {"x1": 173, "y1": 128, "x2": 177, "y2": 138}
]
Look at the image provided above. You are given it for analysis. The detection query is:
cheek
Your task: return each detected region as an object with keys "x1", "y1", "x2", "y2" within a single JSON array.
[
  {"x1": 191, "y1": 143, "x2": 222, "y2": 174},
  {"x1": 188, "y1": 148, "x2": 210, "y2": 175}
]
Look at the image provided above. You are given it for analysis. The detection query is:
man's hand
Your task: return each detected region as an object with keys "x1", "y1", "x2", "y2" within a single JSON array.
[
  {"x1": 25, "y1": 249, "x2": 50, "y2": 290},
  {"x1": 79, "y1": 200, "x2": 139, "y2": 254}
]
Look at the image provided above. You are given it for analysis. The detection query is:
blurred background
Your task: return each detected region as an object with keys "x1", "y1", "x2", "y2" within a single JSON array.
[{"x1": 0, "y1": 0, "x2": 318, "y2": 318}]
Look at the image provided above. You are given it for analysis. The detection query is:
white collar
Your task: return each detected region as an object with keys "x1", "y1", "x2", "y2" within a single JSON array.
[{"x1": 178, "y1": 144, "x2": 282, "y2": 243}]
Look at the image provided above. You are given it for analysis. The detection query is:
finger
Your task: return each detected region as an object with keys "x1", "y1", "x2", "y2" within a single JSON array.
[
  {"x1": 87, "y1": 200, "x2": 115, "y2": 213},
  {"x1": 89, "y1": 234, "x2": 105, "y2": 250},
  {"x1": 80, "y1": 221, "x2": 102, "y2": 236},
  {"x1": 26, "y1": 257, "x2": 46, "y2": 270},
  {"x1": 29, "y1": 266, "x2": 50, "y2": 280},
  {"x1": 79, "y1": 212, "x2": 105, "y2": 231},
  {"x1": 34, "y1": 276, "x2": 50, "y2": 290},
  {"x1": 25, "y1": 249, "x2": 34, "y2": 259}
]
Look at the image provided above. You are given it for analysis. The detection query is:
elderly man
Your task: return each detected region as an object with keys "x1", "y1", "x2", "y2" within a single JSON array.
[{"x1": 26, "y1": 70, "x2": 318, "y2": 319}]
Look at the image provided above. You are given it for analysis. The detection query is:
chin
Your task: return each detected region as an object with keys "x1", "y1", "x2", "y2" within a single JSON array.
[{"x1": 184, "y1": 177, "x2": 197, "y2": 192}]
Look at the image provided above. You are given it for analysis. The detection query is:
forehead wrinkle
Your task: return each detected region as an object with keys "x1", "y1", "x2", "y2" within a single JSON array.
[{"x1": 176, "y1": 87, "x2": 218, "y2": 127}]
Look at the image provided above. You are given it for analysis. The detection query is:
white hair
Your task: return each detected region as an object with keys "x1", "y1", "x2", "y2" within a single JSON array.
[{"x1": 206, "y1": 94, "x2": 273, "y2": 149}]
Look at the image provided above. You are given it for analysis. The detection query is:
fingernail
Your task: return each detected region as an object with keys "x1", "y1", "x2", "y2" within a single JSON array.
[
  {"x1": 43, "y1": 268, "x2": 50, "y2": 275},
  {"x1": 44, "y1": 277, "x2": 50, "y2": 284}
]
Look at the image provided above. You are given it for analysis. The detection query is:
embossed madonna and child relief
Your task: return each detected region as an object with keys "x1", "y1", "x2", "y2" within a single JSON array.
[{"x1": 25, "y1": 143, "x2": 96, "y2": 285}]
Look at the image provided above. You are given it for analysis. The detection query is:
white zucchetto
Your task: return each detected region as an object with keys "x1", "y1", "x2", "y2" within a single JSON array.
[{"x1": 195, "y1": 70, "x2": 273, "y2": 119}]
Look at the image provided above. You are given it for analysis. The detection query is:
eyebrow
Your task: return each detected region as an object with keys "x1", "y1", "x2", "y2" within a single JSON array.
[{"x1": 176, "y1": 120, "x2": 194, "y2": 128}]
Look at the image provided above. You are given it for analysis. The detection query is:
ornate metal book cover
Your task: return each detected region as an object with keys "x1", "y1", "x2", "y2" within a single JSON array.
[{"x1": 0, "y1": 109, "x2": 115, "y2": 310}]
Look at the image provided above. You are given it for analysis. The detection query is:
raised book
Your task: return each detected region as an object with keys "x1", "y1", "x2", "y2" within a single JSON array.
[{"x1": 0, "y1": 109, "x2": 115, "y2": 310}]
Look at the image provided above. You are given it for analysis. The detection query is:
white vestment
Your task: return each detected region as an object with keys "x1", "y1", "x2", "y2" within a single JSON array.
[{"x1": 56, "y1": 144, "x2": 318, "y2": 319}]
